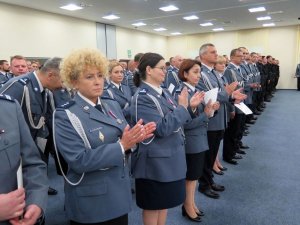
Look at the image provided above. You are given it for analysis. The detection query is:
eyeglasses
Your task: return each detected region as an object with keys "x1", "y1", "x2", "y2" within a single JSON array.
[{"x1": 153, "y1": 67, "x2": 167, "y2": 72}]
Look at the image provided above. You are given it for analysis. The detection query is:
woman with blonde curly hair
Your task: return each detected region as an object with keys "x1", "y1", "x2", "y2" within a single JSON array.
[{"x1": 54, "y1": 48, "x2": 156, "y2": 225}]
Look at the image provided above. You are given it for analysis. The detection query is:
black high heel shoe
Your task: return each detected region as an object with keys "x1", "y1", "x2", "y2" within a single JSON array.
[
  {"x1": 213, "y1": 169, "x2": 224, "y2": 175},
  {"x1": 218, "y1": 166, "x2": 227, "y2": 171},
  {"x1": 196, "y1": 210, "x2": 205, "y2": 217},
  {"x1": 181, "y1": 205, "x2": 201, "y2": 222}
]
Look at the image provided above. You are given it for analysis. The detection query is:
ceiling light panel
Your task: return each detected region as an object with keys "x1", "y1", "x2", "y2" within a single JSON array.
[
  {"x1": 159, "y1": 5, "x2": 179, "y2": 12},
  {"x1": 171, "y1": 32, "x2": 182, "y2": 35},
  {"x1": 248, "y1": 7, "x2": 266, "y2": 13},
  {"x1": 102, "y1": 14, "x2": 120, "y2": 20},
  {"x1": 60, "y1": 4, "x2": 83, "y2": 11},
  {"x1": 263, "y1": 23, "x2": 275, "y2": 27},
  {"x1": 200, "y1": 22, "x2": 213, "y2": 27},
  {"x1": 132, "y1": 22, "x2": 146, "y2": 27},
  {"x1": 213, "y1": 28, "x2": 224, "y2": 31},
  {"x1": 183, "y1": 15, "x2": 199, "y2": 20},
  {"x1": 154, "y1": 27, "x2": 167, "y2": 31},
  {"x1": 257, "y1": 16, "x2": 271, "y2": 21}
]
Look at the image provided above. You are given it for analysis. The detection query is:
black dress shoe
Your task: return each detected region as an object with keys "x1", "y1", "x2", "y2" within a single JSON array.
[
  {"x1": 218, "y1": 166, "x2": 227, "y2": 171},
  {"x1": 211, "y1": 183, "x2": 225, "y2": 192},
  {"x1": 213, "y1": 169, "x2": 224, "y2": 175},
  {"x1": 233, "y1": 155, "x2": 243, "y2": 159},
  {"x1": 246, "y1": 120, "x2": 255, "y2": 125},
  {"x1": 240, "y1": 144, "x2": 250, "y2": 149},
  {"x1": 182, "y1": 205, "x2": 202, "y2": 222},
  {"x1": 48, "y1": 187, "x2": 58, "y2": 195},
  {"x1": 236, "y1": 150, "x2": 246, "y2": 155},
  {"x1": 223, "y1": 159, "x2": 238, "y2": 165},
  {"x1": 199, "y1": 188, "x2": 220, "y2": 199}
]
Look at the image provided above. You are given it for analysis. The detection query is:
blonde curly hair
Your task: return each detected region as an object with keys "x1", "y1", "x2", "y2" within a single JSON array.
[{"x1": 60, "y1": 48, "x2": 108, "y2": 88}]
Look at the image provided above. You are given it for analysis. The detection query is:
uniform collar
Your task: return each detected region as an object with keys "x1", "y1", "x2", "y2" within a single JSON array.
[
  {"x1": 230, "y1": 62, "x2": 240, "y2": 70},
  {"x1": 201, "y1": 63, "x2": 214, "y2": 72},
  {"x1": 110, "y1": 81, "x2": 121, "y2": 89},
  {"x1": 143, "y1": 81, "x2": 163, "y2": 95},
  {"x1": 77, "y1": 92, "x2": 101, "y2": 107},
  {"x1": 183, "y1": 82, "x2": 196, "y2": 92}
]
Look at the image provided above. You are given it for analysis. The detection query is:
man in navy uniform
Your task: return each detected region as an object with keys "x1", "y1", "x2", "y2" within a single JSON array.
[
  {"x1": 0, "y1": 57, "x2": 62, "y2": 195},
  {"x1": 0, "y1": 60, "x2": 12, "y2": 86},
  {"x1": 0, "y1": 94, "x2": 48, "y2": 225}
]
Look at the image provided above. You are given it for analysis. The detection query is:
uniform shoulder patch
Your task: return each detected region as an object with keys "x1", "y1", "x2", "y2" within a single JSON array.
[
  {"x1": 0, "y1": 94, "x2": 14, "y2": 102},
  {"x1": 101, "y1": 95, "x2": 116, "y2": 101},
  {"x1": 58, "y1": 100, "x2": 75, "y2": 109},
  {"x1": 138, "y1": 88, "x2": 147, "y2": 95},
  {"x1": 18, "y1": 77, "x2": 30, "y2": 85}
]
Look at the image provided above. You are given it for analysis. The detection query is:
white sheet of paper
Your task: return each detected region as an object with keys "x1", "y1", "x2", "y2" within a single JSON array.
[
  {"x1": 234, "y1": 102, "x2": 253, "y2": 115},
  {"x1": 204, "y1": 88, "x2": 218, "y2": 104},
  {"x1": 17, "y1": 159, "x2": 23, "y2": 188},
  {"x1": 168, "y1": 83, "x2": 175, "y2": 94}
]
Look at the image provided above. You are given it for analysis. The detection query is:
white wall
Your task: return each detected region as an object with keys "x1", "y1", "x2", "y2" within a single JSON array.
[
  {"x1": 0, "y1": 3, "x2": 97, "y2": 59},
  {"x1": 116, "y1": 27, "x2": 167, "y2": 60},
  {"x1": 167, "y1": 25, "x2": 300, "y2": 89}
]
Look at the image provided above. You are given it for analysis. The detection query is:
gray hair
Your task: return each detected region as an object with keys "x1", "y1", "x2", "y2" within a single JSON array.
[
  {"x1": 199, "y1": 43, "x2": 215, "y2": 56},
  {"x1": 40, "y1": 57, "x2": 62, "y2": 74}
]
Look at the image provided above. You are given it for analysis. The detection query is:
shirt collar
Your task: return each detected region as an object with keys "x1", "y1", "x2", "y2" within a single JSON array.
[
  {"x1": 183, "y1": 82, "x2": 196, "y2": 92},
  {"x1": 143, "y1": 81, "x2": 163, "y2": 95},
  {"x1": 201, "y1": 63, "x2": 214, "y2": 72},
  {"x1": 230, "y1": 62, "x2": 240, "y2": 70},
  {"x1": 77, "y1": 92, "x2": 101, "y2": 107},
  {"x1": 110, "y1": 81, "x2": 120, "y2": 89},
  {"x1": 33, "y1": 71, "x2": 44, "y2": 92}
]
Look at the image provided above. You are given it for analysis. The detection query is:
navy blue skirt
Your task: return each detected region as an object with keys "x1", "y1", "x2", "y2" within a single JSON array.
[{"x1": 135, "y1": 178, "x2": 185, "y2": 210}]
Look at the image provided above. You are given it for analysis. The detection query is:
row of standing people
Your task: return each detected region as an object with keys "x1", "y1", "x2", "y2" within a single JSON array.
[{"x1": 0, "y1": 43, "x2": 277, "y2": 225}]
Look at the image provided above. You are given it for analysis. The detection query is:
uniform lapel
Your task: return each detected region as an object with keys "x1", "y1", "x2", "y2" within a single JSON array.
[
  {"x1": 27, "y1": 72, "x2": 44, "y2": 108},
  {"x1": 75, "y1": 95, "x2": 123, "y2": 130}
]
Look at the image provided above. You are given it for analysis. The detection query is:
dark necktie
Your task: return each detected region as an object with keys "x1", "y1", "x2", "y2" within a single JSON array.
[
  {"x1": 95, "y1": 104, "x2": 104, "y2": 114},
  {"x1": 119, "y1": 85, "x2": 123, "y2": 92}
]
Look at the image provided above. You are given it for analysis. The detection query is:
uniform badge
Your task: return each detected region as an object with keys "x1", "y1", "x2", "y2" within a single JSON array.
[
  {"x1": 99, "y1": 131, "x2": 104, "y2": 142},
  {"x1": 116, "y1": 119, "x2": 123, "y2": 124},
  {"x1": 83, "y1": 106, "x2": 89, "y2": 111},
  {"x1": 34, "y1": 87, "x2": 39, "y2": 92}
]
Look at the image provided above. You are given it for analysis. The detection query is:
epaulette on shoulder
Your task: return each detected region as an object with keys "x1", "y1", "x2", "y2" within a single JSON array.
[
  {"x1": 103, "y1": 84, "x2": 110, "y2": 90},
  {"x1": 138, "y1": 88, "x2": 147, "y2": 95},
  {"x1": 58, "y1": 100, "x2": 75, "y2": 109},
  {"x1": 0, "y1": 94, "x2": 14, "y2": 102},
  {"x1": 18, "y1": 77, "x2": 30, "y2": 85},
  {"x1": 175, "y1": 87, "x2": 182, "y2": 94}
]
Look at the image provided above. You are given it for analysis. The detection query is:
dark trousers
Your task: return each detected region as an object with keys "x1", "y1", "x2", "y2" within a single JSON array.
[
  {"x1": 70, "y1": 214, "x2": 128, "y2": 225},
  {"x1": 223, "y1": 114, "x2": 243, "y2": 160},
  {"x1": 297, "y1": 78, "x2": 300, "y2": 91},
  {"x1": 199, "y1": 130, "x2": 224, "y2": 189}
]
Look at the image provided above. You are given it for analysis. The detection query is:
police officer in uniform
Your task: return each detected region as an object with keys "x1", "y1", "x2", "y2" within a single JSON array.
[
  {"x1": 0, "y1": 94, "x2": 48, "y2": 225},
  {"x1": 54, "y1": 48, "x2": 155, "y2": 225},
  {"x1": 295, "y1": 63, "x2": 300, "y2": 91},
  {"x1": 0, "y1": 57, "x2": 63, "y2": 195}
]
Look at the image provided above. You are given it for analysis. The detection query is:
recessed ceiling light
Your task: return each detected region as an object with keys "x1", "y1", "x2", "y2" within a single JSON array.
[
  {"x1": 248, "y1": 7, "x2": 266, "y2": 13},
  {"x1": 183, "y1": 15, "x2": 199, "y2": 20},
  {"x1": 263, "y1": 23, "x2": 275, "y2": 27},
  {"x1": 102, "y1": 14, "x2": 120, "y2": 20},
  {"x1": 171, "y1": 32, "x2": 182, "y2": 35},
  {"x1": 132, "y1": 22, "x2": 146, "y2": 27},
  {"x1": 60, "y1": 4, "x2": 83, "y2": 11},
  {"x1": 154, "y1": 27, "x2": 167, "y2": 32},
  {"x1": 159, "y1": 5, "x2": 179, "y2": 12},
  {"x1": 257, "y1": 16, "x2": 271, "y2": 21},
  {"x1": 213, "y1": 28, "x2": 224, "y2": 31},
  {"x1": 200, "y1": 22, "x2": 213, "y2": 27}
]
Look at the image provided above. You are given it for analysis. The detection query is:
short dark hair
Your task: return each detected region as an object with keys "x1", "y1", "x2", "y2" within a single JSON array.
[
  {"x1": 10, "y1": 55, "x2": 26, "y2": 63},
  {"x1": 0, "y1": 60, "x2": 8, "y2": 66},
  {"x1": 133, "y1": 52, "x2": 164, "y2": 87},
  {"x1": 178, "y1": 59, "x2": 201, "y2": 82},
  {"x1": 230, "y1": 48, "x2": 242, "y2": 57},
  {"x1": 134, "y1": 53, "x2": 144, "y2": 63}
]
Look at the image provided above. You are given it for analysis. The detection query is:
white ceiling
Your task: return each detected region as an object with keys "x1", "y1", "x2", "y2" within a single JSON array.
[{"x1": 1, "y1": 0, "x2": 299, "y2": 36}]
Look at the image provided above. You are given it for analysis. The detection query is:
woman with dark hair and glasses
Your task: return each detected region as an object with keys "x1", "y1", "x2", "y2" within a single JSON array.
[
  {"x1": 130, "y1": 53, "x2": 203, "y2": 225},
  {"x1": 176, "y1": 59, "x2": 216, "y2": 222}
]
